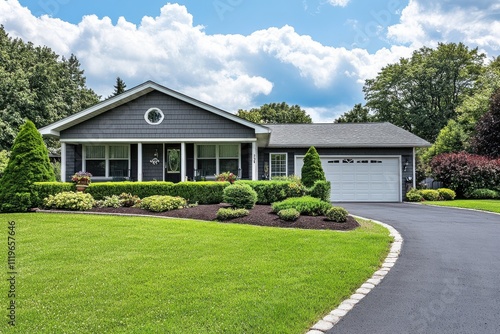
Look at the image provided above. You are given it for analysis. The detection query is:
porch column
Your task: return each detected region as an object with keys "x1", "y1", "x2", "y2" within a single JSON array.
[
  {"x1": 137, "y1": 143, "x2": 143, "y2": 182},
  {"x1": 60, "y1": 142, "x2": 66, "y2": 182},
  {"x1": 252, "y1": 142, "x2": 258, "y2": 181},
  {"x1": 412, "y1": 147, "x2": 416, "y2": 189},
  {"x1": 181, "y1": 142, "x2": 186, "y2": 181}
]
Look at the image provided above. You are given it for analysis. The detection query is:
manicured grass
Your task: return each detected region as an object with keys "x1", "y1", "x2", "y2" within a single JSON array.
[
  {"x1": 423, "y1": 199, "x2": 500, "y2": 213},
  {"x1": 1, "y1": 213, "x2": 391, "y2": 333}
]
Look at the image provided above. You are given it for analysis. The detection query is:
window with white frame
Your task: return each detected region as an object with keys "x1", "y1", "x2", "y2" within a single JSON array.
[
  {"x1": 84, "y1": 145, "x2": 129, "y2": 178},
  {"x1": 196, "y1": 144, "x2": 239, "y2": 176},
  {"x1": 270, "y1": 153, "x2": 287, "y2": 178}
]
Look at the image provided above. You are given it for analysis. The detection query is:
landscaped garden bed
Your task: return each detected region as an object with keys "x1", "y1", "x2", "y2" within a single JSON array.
[{"x1": 85, "y1": 203, "x2": 360, "y2": 231}]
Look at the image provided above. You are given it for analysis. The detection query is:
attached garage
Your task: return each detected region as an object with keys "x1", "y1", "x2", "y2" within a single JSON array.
[{"x1": 295, "y1": 156, "x2": 401, "y2": 202}]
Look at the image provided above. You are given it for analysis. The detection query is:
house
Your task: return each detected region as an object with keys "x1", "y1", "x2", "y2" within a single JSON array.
[{"x1": 39, "y1": 81, "x2": 430, "y2": 202}]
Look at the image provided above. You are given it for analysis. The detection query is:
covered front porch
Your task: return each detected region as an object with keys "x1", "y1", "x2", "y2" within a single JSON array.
[{"x1": 60, "y1": 139, "x2": 260, "y2": 182}]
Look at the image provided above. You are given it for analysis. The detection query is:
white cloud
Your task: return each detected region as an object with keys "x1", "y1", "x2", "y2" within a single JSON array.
[
  {"x1": 387, "y1": 0, "x2": 500, "y2": 52},
  {"x1": 326, "y1": 0, "x2": 351, "y2": 7}
]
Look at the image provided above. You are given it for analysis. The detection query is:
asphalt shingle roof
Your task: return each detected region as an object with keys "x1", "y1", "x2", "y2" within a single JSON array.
[{"x1": 264, "y1": 122, "x2": 431, "y2": 148}]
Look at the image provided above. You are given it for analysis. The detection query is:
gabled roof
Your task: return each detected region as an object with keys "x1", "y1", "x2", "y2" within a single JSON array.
[
  {"x1": 264, "y1": 123, "x2": 431, "y2": 148},
  {"x1": 39, "y1": 81, "x2": 270, "y2": 137}
]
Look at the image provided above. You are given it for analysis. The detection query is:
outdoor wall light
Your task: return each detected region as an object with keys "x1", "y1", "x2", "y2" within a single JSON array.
[{"x1": 403, "y1": 158, "x2": 409, "y2": 172}]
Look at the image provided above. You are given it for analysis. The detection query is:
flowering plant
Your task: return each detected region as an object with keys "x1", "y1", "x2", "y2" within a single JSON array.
[
  {"x1": 72, "y1": 171, "x2": 92, "y2": 184},
  {"x1": 216, "y1": 171, "x2": 237, "y2": 184}
]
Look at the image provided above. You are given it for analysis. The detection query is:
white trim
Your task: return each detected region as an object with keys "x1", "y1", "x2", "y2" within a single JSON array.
[
  {"x1": 60, "y1": 138, "x2": 257, "y2": 143},
  {"x1": 181, "y1": 142, "x2": 186, "y2": 181},
  {"x1": 60, "y1": 143, "x2": 66, "y2": 182},
  {"x1": 82, "y1": 145, "x2": 86, "y2": 172},
  {"x1": 252, "y1": 142, "x2": 258, "y2": 181},
  {"x1": 269, "y1": 152, "x2": 288, "y2": 178},
  {"x1": 413, "y1": 147, "x2": 416, "y2": 189},
  {"x1": 144, "y1": 108, "x2": 164, "y2": 125},
  {"x1": 162, "y1": 143, "x2": 166, "y2": 181},
  {"x1": 137, "y1": 143, "x2": 143, "y2": 182},
  {"x1": 39, "y1": 81, "x2": 270, "y2": 136}
]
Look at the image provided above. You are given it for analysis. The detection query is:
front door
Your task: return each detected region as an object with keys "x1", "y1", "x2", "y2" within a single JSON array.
[{"x1": 165, "y1": 144, "x2": 182, "y2": 182}]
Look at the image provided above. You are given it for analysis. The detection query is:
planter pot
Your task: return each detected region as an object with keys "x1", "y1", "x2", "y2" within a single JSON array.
[{"x1": 76, "y1": 184, "x2": 88, "y2": 192}]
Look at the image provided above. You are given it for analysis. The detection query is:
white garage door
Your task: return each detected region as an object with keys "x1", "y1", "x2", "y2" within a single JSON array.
[{"x1": 295, "y1": 157, "x2": 401, "y2": 202}]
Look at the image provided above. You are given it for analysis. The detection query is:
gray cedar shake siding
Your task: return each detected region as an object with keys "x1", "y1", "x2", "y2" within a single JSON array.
[{"x1": 60, "y1": 91, "x2": 255, "y2": 140}]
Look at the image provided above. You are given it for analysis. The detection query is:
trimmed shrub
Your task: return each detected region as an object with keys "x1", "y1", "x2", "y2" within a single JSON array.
[
  {"x1": 272, "y1": 196, "x2": 332, "y2": 216},
  {"x1": 236, "y1": 180, "x2": 304, "y2": 204},
  {"x1": 301, "y1": 146, "x2": 326, "y2": 187},
  {"x1": 420, "y1": 189, "x2": 440, "y2": 201},
  {"x1": 466, "y1": 188, "x2": 499, "y2": 199},
  {"x1": 43, "y1": 192, "x2": 95, "y2": 211},
  {"x1": 168, "y1": 181, "x2": 229, "y2": 204},
  {"x1": 118, "y1": 193, "x2": 141, "y2": 207},
  {"x1": 223, "y1": 184, "x2": 258, "y2": 209},
  {"x1": 0, "y1": 120, "x2": 56, "y2": 212},
  {"x1": 84, "y1": 181, "x2": 227, "y2": 204},
  {"x1": 216, "y1": 208, "x2": 249, "y2": 220},
  {"x1": 86, "y1": 182, "x2": 174, "y2": 200},
  {"x1": 437, "y1": 188, "x2": 456, "y2": 201},
  {"x1": 430, "y1": 152, "x2": 500, "y2": 197},
  {"x1": 277, "y1": 208, "x2": 300, "y2": 221},
  {"x1": 140, "y1": 195, "x2": 187, "y2": 212},
  {"x1": 32, "y1": 182, "x2": 75, "y2": 207},
  {"x1": 307, "y1": 180, "x2": 331, "y2": 202},
  {"x1": 96, "y1": 195, "x2": 122, "y2": 208},
  {"x1": 325, "y1": 206, "x2": 349, "y2": 222},
  {"x1": 405, "y1": 188, "x2": 423, "y2": 202}
]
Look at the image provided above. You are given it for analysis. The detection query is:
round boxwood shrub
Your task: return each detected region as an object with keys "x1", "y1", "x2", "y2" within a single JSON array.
[
  {"x1": 437, "y1": 188, "x2": 456, "y2": 201},
  {"x1": 277, "y1": 208, "x2": 300, "y2": 221},
  {"x1": 223, "y1": 184, "x2": 258, "y2": 209},
  {"x1": 43, "y1": 192, "x2": 95, "y2": 211},
  {"x1": 420, "y1": 189, "x2": 440, "y2": 201},
  {"x1": 216, "y1": 207, "x2": 249, "y2": 220},
  {"x1": 325, "y1": 206, "x2": 349, "y2": 222},
  {"x1": 406, "y1": 188, "x2": 423, "y2": 202},
  {"x1": 140, "y1": 195, "x2": 187, "y2": 212}
]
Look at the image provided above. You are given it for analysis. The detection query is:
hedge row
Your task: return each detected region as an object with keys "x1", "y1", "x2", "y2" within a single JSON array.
[
  {"x1": 33, "y1": 181, "x2": 229, "y2": 205},
  {"x1": 32, "y1": 182, "x2": 75, "y2": 207},
  {"x1": 236, "y1": 180, "x2": 330, "y2": 204}
]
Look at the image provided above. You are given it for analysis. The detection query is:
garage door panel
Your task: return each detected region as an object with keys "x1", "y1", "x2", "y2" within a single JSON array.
[{"x1": 297, "y1": 156, "x2": 401, "y2": 202}]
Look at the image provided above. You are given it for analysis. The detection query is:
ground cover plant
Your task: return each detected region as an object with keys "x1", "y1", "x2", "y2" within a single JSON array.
[
  {"x1": 422, "y1": 199, "x2": 500, "y2": 214},
  {"x1": 2, "y1": 213, "x2": 391, "y2": 333}
]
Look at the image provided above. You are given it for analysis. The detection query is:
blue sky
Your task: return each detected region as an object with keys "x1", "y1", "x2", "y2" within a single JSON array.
[{"x1": 2, "y1": 0, "x2": 500, "y2": 121}]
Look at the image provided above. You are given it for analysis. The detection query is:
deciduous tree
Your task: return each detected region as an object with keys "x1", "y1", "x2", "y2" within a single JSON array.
[{"x1": 237, "y1": 102, "x2": 312, "y2": 124}]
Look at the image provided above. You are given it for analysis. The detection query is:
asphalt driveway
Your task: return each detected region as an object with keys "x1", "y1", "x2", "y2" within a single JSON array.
[{"x1": 326, "y1": 203, "x2": 500, "y2": 334}]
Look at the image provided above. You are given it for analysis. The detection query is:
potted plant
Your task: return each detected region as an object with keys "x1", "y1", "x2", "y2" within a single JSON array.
[
  {"x1": 72, "y1": 171, "x2": 92, "y2": 191},
  {"x1": 216, "y1": 171, "x2": 237, "y2": 184}
]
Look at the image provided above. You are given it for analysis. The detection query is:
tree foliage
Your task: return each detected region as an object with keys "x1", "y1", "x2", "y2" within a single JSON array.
[
  {"x1": 422, "y1": 119, "x2": 468, "y2": 164},
  {"x1": 334, "y1": 103, "x2": 373, "y2": 123},
  {"x1": 112, "y1": 77, "x2": 127, "y2": 96},
  {"x1": 470, "y1": 88, "x2": 500, "y2": 158},
  {"x1": 0, "y1": 26, "x2": 100, "y2": 150},
  {"x1": 237, "y1": 102, "x2": 312, "y2": 124},
  {"x1": 0, "y1": 120, "x2": 56, "y2": 212},
  {"x1": 364, "y1": 43, "x2": 485, "y2": 142},
  {"x1": 301, "y1": 146, "x2": 325, "y2": 188}
]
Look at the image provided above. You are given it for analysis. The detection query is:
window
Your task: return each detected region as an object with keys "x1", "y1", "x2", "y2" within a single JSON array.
[
  {"x1": 85, "y1": 146, "x2": 105, "y2": 177},
  {"x1": 144, "y1": 108, "x2": 164, "y2": 125},
  {"x1": 270, "y1": 153, "x2": 287, "y2": 178},
  {"x1": 109, "y1": 146, "x2": 129, "y2": 177},
  {"x1": 196, "y1": 144, "x2": 240, "y2": 176},
  {"x1": 84, "y1": 145, "x2": 129, "y2": 178}
]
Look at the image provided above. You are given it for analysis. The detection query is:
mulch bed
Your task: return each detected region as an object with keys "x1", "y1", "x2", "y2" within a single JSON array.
[{"x1": 87, "y1": 204, "x2": 359, "y2": 231}]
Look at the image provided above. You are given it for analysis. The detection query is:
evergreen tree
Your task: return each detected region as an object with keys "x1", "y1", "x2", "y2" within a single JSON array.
[
  {"x1": 301, "y1": 146, "x2": 325, "y2": 188},
  {"x1": 113, "y1": 77, "x2": 127, "y2": 96},
  {"x1": 0, "y1": 120, "x2": 55, "y2": 212}
]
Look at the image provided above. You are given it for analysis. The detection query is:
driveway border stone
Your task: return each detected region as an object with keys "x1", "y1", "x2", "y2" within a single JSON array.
[{"x1": 306, "y1": 215, "x2": 403, "y2": 334}]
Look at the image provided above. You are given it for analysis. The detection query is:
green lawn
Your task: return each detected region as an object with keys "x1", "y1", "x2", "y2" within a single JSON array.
[
  {"x1": 2, "y1": 213, "x2": 391, "y2": 333},
  {"x1": 423, "y1": 199, "x2": 500, "y2": 213}
]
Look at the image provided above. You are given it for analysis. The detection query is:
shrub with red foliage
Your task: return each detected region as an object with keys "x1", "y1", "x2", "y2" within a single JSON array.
[{"x1": 430, "y1": 152, "x2": 500, "y2": 196}]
